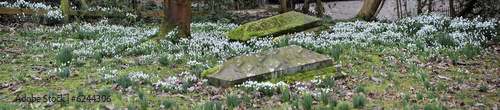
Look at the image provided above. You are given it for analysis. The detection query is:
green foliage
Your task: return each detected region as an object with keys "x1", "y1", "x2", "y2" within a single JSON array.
[
  {"x1": 387, "y1": 71, "x2": 394, "y2": 80},
  {"x1": 356, "y1": 84, "x2": 366, "y2": 94},
  {"x1": 58, "y1": 68, "x2": 71, "y2": 79},
  {"x1": 437, "y1": 82, "x2": 446, "y2": 91},
  {"x1": 480, "y1": 84, "x2": 488, "y2": 93},
  {"x1": 412, "y1": 104, "x2": 419, "y2": 110},
  {"x1": 457, "y1": 76, "x2": 463, "y2": 83},
  {"x1": 77, "y1": 86, "x2": 84, "y2": 96},
  {"x1": 192, "y1": 15, "x2": 208, "y2": 23},
  {"x1": 352, "y1": 94, "x2": 366, "y2": 108},
  {"x1": 424, "y1": 103, "x2": 447, "y2": 110},
  {"x1": 320, "y1": 92, "x2": 329, "y2": 105},
  {"x1": 182, "y1": 81, "x2": 189, "y2": 93},
  {"x1": 427, "y1": 92, "x2": 436, "y2": 99},
  {"x1": 276, "y1": 36, "x2": 290, "y2": 48},
  {"x1": 139, "y1": 97, "x2": 148, "y2": 110},
  {"x1": 74, "y1": 103, "x2": 81, "y2": 109},
  {"x1": 127, "y1": 104, "x2": 136, "y2": 110},
  {"x1": 461, "y1": 43, "x2": 482, "y2": 59},
  {"x1": 56, "y1": 46, "x2": 73, "y2": 66},
  {"x1": 117, "y1": 75, "x2": 133, "y2": 89},
  {"x1": 281, "y1": 87, "x2": 290, "y2": 102},
  {"x1": 324, "y1": 76, "x2": 336, "y2": 88},
  {"x1": 202, "y1": 100, "x2": 222, "y2": 110},
  {"x1": 93, "y1": 52, "x2": 102, "y2": 63},
  {"x1": 97, "y1": 88, "x2": 110, "y2": 96},
  {"x1": 337, "y1": 103, "x2": 350, "y2": 110},
  {"x1": 423, "y1": 79, "x2": 431, "y2": 90},
  {"x1": 330, "y1": 45, "x2": 344, "y2": 61},
  {"x1": 417, "y1": 92, "x2": 424, "y2": 101},
  {"x1": 404, "y1": 93, "x2": 410, "y2": 102},
  {"x1": 263, "y1": 86, "x2": 275, "y2": 96},
  {"x1": 329, "y1": 99, "x2": 338, "y2": 110},
  {"x1": 162, "y1": 99, "x2": 175, "y2": 109},
  {"x1": 226, "y1": 93, "x2": 240, "y2": 109},
  {"x1": 402, "y1": 100, "x2": 407, "y2": 108},
  {"x1": 438, "y1": 34, "x2": 458, "y2": 48},
  {"x1": 301, "y1": 93, "x2": 313, "y2": 110},
  {"x1": 243, "y1": 94, "x2": 251, "y2": 104},
  {"x1": 75, "y1": 59, "x2": 86, "y2": 67}
]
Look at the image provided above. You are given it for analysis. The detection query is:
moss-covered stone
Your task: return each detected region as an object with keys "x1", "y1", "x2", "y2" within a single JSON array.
[
  {"x1": 224, "y1": 11, "x2": 321, "y2": 41},
  {"x1": 201, "y1": 66, "x2": 219, "y2": 78},
  {"x1": 207, "y1": 45, "x2": 333, "y2": 87}
]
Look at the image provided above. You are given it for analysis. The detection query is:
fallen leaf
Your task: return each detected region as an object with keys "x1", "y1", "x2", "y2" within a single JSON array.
[
  {"x1": 9, "y1": 86, "x2": 22, "y2": 95},
  {"x1": 474, "y1": 103, "x2": 486, "y2": 107},
  {"x1": 44, "y1": 101, "x2": 54, "y2": 107},
  {"x1": 36, "y1": 34, "x2": 47, "y2": 40},
  {"x1": 438, "y1": 75, "x2": 451, "y2": 80},
  {"x1": 371, "y1": 77, "x2": 382, "y2": 83},
  {"x1": 458, "y1": 84, "x2": 471, "y2": 90},
  {"x1": 103, "y1": 104, "x2": 114, "y2": 110},
  {"x1": 156, "y1": 93, "x2": 169, "y2": 98},
  {"x1": 57, "y1": 89, "x2": 73, "y2": 95},
  {"x1": 172, "y1": 94, "x2": 186, "y2": 99},
  {"x1": 188, "y1": 86, "x2": 195, "y2": 92},
  {"x1": 33, "y1": 54, "x2": 44, "y2": 59},
  {"x1": 27, "y1": 74, "x2": 42, "y2": 80}
]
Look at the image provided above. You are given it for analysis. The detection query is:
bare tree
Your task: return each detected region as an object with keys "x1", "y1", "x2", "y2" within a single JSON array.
[
  {"x1": 158, "y1": 0, "x2": 192, "y2": 38},
  {"x1": 356, "y1": 0, "x2": 383, "y2": 21}
]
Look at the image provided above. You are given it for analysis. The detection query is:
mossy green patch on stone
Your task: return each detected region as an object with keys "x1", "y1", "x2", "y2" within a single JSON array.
[
  {"x1": 201, "y1": 66, "x2": 219, "y2": 78},
  {"x1": 267, "y1": 66, "x2": 347, "y2": 84},
  {"x1": 207, "y1": 45, "x2": 333, "y2": 87},
  {"x1": 224, "y1": 11, "x2": 321, "y2": 41}
]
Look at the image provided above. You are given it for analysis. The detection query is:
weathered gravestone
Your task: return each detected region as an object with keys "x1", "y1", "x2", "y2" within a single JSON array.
[
  {"x1": 224, "y1": 11, "x2": 321, "y2": 41},
  {"x1": 205, "y1": 45, "x2": 333, "y2": 87}
]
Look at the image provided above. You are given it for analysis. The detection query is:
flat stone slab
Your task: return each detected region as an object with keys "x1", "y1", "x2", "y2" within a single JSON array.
[
  {"x1": 224, "y1": 11, "x2": 321, "y2": 41},
  {"x1": 207, "y1": 45, "x2": 333, "y2": 87}
]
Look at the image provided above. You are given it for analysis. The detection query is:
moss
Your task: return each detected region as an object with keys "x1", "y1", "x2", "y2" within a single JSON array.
[
  {"x1": 354, "y1": 14, "x2": 366, "y2": 20},
  {"x1": 201, "y1": 66, "x2": 219, "y2": 78},
  {"x1": 267, "y1": 66, "x2": 341, "y2": 84},
  {"x1": 224, "y1": 11, "x2": 320, "y2": 41}
]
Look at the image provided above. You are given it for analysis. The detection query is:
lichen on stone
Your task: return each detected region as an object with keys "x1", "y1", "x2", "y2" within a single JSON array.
[
  {"x1": 201, "y1": 66, "x2": 219, "y2": 78},
  {"x1": 224, "y1": 11, "x2": 321, "y2": 41}
]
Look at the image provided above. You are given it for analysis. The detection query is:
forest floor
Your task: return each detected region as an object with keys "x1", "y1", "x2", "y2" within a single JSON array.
[{"x1": 0, "y1": 13, "x2": 499, "y2": 110}]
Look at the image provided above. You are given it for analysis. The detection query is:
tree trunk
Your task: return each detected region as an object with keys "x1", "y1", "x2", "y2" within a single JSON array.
[
  {"x1": 428, "y1": 0, "x2": 432, "y2": 14},
  {"x1": 315, "y1": 0, "x2": 325, "y2": 18},
  {"x1": 396, "y1": 0, "x2": 400, "y2": 19},
  {"x1": 449, "y1": 0, "x2": 454, "y2": 17},
  {"x1": 356, "y1": 0, "x2": 382, "y2": 21},
  {"x1": 281, "y1": 0, "x2": 287, "y2": 13},
  {"x1": 457, "y1": 0, "x2": 477, "y2": 17},
  {"x1": 159, "y1": 0, "x2": 192, "y2": 38},
  {"x1": 302, "y1": 0, "x2": 309, "y2": 14},
  {"x1": 417, "y1": 0, "x2": 422, "y2": 14},
  {"x1": 370, "y1": 0, "x2": 386, "y2": 21}
]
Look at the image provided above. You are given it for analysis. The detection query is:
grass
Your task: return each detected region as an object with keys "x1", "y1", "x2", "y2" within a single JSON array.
[
  {"x1": 281, "y1": 86, "x2": 290, "y2": 102},
  {"x1": 352, "y1": 93, "x2": 366, "y2": 108},
  {"x1": 226, "y1": 93, "x2": 240, "y2": 109},
  {"x1": 55, "y1": 46, "x2": 73, "y2": 67},
  {"x1": 301, "y1": 92, "x2": 313, "y2": 110},
  {"x1": 117, "y1": 75, "x2": 133, "y2": 89},
  {"x1": 329, "y1": 99, "x2": 338, "y2": 110},
  {"x1": 338, "y1": 103, "x2": 350, "y2": 110},
  {"x1": 58, "y1": 68, "x2": 71, "y2": 79}
]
